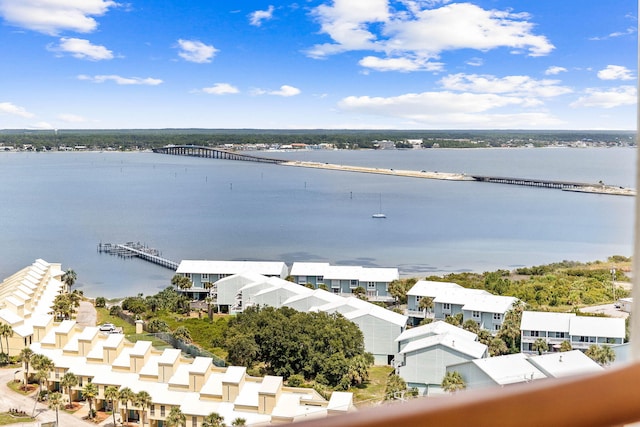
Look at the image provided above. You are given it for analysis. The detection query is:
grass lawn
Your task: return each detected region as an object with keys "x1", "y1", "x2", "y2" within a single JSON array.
[
  {"x1": 0, "y1": 412, "x2": 34, "y2": 425},
  {"x1": 350, "y1": 366, "x2": 393, "y2": 407}
]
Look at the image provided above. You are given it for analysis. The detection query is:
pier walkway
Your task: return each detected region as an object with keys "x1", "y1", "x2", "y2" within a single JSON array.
[
  {"x1": 97, "y1": 242, "x2": 179, "y2": 270},
  {"x1": 152, "y1": 145, "x2": 635, "y2": 196}
]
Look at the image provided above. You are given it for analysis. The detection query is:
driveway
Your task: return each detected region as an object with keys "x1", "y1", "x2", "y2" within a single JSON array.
[{"x1": 76, "y1": 301, "x2": 97, "y2": 327}]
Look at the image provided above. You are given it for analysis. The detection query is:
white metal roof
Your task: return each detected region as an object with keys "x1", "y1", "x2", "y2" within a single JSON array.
[
  {"x1": 569, "y1": 316, "x2": 626, "y2": 338},
  {"x1": 323, "y1": 265, "x2": 363, "y2": 280},
  {"x1": 343, "y1": 304, "x2": 407, "y2": 327},
  {"x1": 407, "y1": 280, "x2": 462, "y2": 297},
  {"x1": 177, "y1": 260, "x2": 287, "y2": 276},
  {"x1": 433, "y1": 288, "x2": 491, "y2": 305},
  {"x1": 289, "y1": 262, "x2": 330, "y2": 276},
  {"x1": 399, "y1": 332, "x2": 487, "y2": 359},
  {"x1": 520, "y1": 311, "x2": 576, "y2": 332},
  {"x1": 359, "y1": 267, "x2": 399, "y2": 282},
  {"x1": 462, "y1": 295, "x2": 518, "y2": 314},
  {"x1": 468, "y1": 353, "x2": 547, "y2": 385},
  {"x1": 527, "y1": 350, "x2": 603, "y2": 378},
  {"x1": 395, "y1": 320, "x2": 477, "y2": 343}
]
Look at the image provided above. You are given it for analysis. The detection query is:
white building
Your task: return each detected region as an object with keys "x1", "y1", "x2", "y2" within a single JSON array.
[{"x1": 447, "y1": 353, "x2": 547, "y2": 390}]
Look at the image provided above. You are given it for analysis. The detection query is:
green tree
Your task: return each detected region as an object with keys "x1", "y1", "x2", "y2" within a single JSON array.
[
  {"x1": 560, "y1": 340, "x2": 572, "y2": 352},
  {"x1": 384, "y1": 373, "x2": 409, "y2": 400},
  {"x1": 104, "y1": 386, "x2": 120, "y2": 427},
  {"x1": 444, "y1": 313, "x2": 463, "y2": 327},
  {"x1": 173, "y1": 326, "x2": 192, "y2": 343},
  {"x1": 135, "y1": 390, "x2": 152, "y2": 427},
  {"x1": 119, "y1": 386, "x2": 134, "y2": 425},
  {"x1": 586, "y1": 344, "x2": 616, "y2": 366},
  {"x1": 462, "y1": 319, "x2": 480, "y2": 334},
  {"x1": 497, "y1": 302, "x2": 524, "y2": 353},
  {"x1": 488, "y1": 337, "x2": 508, "y2": 357},
  {"x1": 60, "y1": 372, "x2": 78, "y2": 409},
  {"x1": 231, "y1": 418, "x2": 246, "y2": 426},
  {"x1": 62, "y1": 269, "x2": 77, "y2": 291},
  {"x1": 172, "y1": 274, "x2": 193, "y2": 292},
  {"x1": 48, "y1": 391, "x2": 64, "y2": 427},
  {"x1": 441, "y1": 371, "x2": 466, "y2": 393},
  {"x1": 387, "y1": 278, "x2": 416, "y2": 304},
  {"x1": 32, "y1": 354, "x2": 54, "y2": 399},
  {"x1": 165, "y1": 406, "x2": 186, "y2": 427},
  {"x1": 147, "y1": 319, "x2": 170, "y2": 333},
  {"x1": 225, "y1": 333, "x2": 260, "y2": 367},
  {"x1": 19, "y1": 347, "x2": 34, "y2": 388},
  {"x1": 0, "y1": 323, "x2": 13, "y2": 355},
  {"x1": 82, "y1": 382, "x2": 98, "y2": 420},
  {"x1": 352, "y1": 286, "x2": 366, "y2": 299},
  {"x1": 95, "y1": 297, "x2": 106, "y2": 308},
  {"x1": 418, "y1": 296, "x2": 434, "y2": 314},
  {"x1": 532, "y1": 338, "x2": 549, "y2": 355},
  {"x1": 202, "y1": 412, "x2": 226, "y2": 427}
]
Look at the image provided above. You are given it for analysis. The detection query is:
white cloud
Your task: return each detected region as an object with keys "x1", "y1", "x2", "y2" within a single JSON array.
[
  {"x1": 77, "y1": 74, "x2": 163, "y2": 85},
  {"x1": 466, "y1": 57, "x2": 483, "y2": 67},
  {"x1": 308, "y1": 1, "x2": 554, "y2": 72},
  {"x1": 358, "y1": 55, "x2": 443, "y2": 72},
  {"x1": 202, "y1": 83, "x2": 239, "y2": 95},
  {"x1": 440, "y1": 73, "x2": 572, "y2": 98},
  {"x1": 337, "y1": 92, "x2": 562, "y2": 128},
  {"x1": 0, "y1": 102, "x2": 34, "y2": 118},
  {"x1": 570, "y1": 86, "x2": 637, "y2": 108},
  {"x1": 545, "y1": 66, "x2": 567, "y2": 75},
  {"x1": 30, "y1": 121, "x2": 54, "y2": 129},
  {"x1": 0, "y1": 0, "x2": 117, "y2": 35},
  {"x1": 253, "y1": 85, "x2": 301, "y2": 97},
  {"x1": 49, "y1": 38, "x2": 113, "y2": 61},
  {"x1": 58, "y1": 113, "x2": 86, "y2": 123},
  {"x1": 597, "y1": 65, "x2": 634, "y2": 81},
  {"x1": 590, "y1": 26, "x2": 636, "y2": 41},
  {"x1": 176, "y1": 39, "x2": 218, "y2": 63},
  {"x1": 249, "y1": 5, "x2": 275, "y2": 27}
]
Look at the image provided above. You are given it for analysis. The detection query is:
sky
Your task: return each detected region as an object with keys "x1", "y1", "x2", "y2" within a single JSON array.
[{"x1": 0, "y1": 0, "x2": 637, "y2": 130}]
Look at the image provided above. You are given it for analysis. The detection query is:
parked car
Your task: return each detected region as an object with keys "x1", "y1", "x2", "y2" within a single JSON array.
[{"x1": 99, "y1": 323, "x2": 115, "y2": 332}]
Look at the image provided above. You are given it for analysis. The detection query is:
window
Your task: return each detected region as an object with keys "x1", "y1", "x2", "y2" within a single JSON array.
[
  {"x1": 185, "y1": 273, "x2": 191, "y2": 279},
  {"x1": 150, "y1": 405, "x2": 155, "y2": 416},
  {"x1": 554, "y1": 332, "x2": 566, "y2": 338},
  {"x1": 493, "y1": 324, "x2": 501, "y2": 331},
  {"x1": 350, "y1": 279, "x2": 358, "y2": 288},
  {"x1": 443, "y1": 303, "x2": 451, "y2": 310},
  {"x1": 192, "y1": 416, "x2": 197, "y2": 427},
  {"x1": 472, "y1": 311, "x2": 480, "y2": 318},
  {"x1": 493, "y1": 313, "x2": 502, "y2": 321},
  {"x1": 367, "y1": 281, "x2": 376, "y2": 289},
  {"x1": 317, "y1": 275, "x2": 324, "y2": 283},
  {"x1": 201, "y1": 273, "x2": 209, "y2": 281},
  {"x1": 160, "y1": 406, "x2": 165, "y2": 417},
  {"x1": 530, "y1": 330, "x2": 539, "y2": 337}
]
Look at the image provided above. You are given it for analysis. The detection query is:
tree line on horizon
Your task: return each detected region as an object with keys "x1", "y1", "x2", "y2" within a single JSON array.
[{"x1": 0, "y1": 129, "x2": 634, "y2": 151}]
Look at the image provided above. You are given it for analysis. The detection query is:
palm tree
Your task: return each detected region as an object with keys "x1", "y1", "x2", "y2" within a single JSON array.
[
  {"x1": 104, "y1": 386, "x2": 120, "y2": 427},
  {"x1": 0, "y1": 323, "x2": 13, "y2": 356},
  {"x1": 231, "y1": 418, "x2": 246, "y2": 426},
  {"x1": 32, "y1": 354, "x2": 54, "y2": 399},
  {"x1": 82, "y1": 382, "x2": 98, "y2": 420},
  {"x1": 60, "y1": 372, "x2": 78, "y2": 409},
  {"x1": 202, "y1": 412, "x2": 226, "y2": 427},
  {"x1": 532, "y1": 338, "x2": 549, "y2": 355},
  {"x1": 418, "y1": 296, "x2": 434, "y2": 315},
  {"x1": 134, "y1": 390, "x2": 152, "y2": 426},
  {"x1": 119, "y1": 386, "x2": 134, "y2": 425},
  {"x1": 441, "y1": 371, "x2": 466, "y2": 394},
  {"x1": 62, "y1": 269, "x2": 77, "y2": 291},
  {"x1": 48, "y1": 391, "x2": 64, "y2": 427},
  {"x1": 165, "y1": 406, "x2": 186, "y2": 427},
  {"x1": 19, "y1": 347, "x2": 34, "y2": 388}
]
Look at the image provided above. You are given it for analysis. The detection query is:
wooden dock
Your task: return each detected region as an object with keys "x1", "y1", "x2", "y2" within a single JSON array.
[{"x1": 97, "y1": 242, "x2": 179, "y2": 270}]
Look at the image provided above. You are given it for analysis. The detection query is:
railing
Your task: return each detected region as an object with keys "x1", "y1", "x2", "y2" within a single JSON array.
[{"x1": 296, "y1": 362, "x2": 640, "y2": 427}]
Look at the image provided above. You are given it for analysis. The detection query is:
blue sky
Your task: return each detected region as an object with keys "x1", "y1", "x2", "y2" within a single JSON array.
[{"x1": 0, "y1": 0, "x2": 636, "y2": 130}]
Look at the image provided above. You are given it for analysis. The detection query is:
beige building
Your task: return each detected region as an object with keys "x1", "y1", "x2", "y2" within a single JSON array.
[{"x1": 0, "y1": 260, "x2": 354, "y2": 426}]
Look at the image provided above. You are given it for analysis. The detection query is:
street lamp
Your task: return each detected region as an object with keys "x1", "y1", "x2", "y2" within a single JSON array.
[{"x1": 610, "y1": 268, "x2": 616, "y2": 302}]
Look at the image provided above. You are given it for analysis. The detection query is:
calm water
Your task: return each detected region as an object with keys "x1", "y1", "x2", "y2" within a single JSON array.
[{"x1": 0, "y1": 147, "x2": 635, "y2": 298}]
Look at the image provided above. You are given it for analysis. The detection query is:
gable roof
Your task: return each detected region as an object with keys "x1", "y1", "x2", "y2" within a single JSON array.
[
  {"x1": 465, "y1": 353, "x2": 547, "y2": 385},
  {"x1": 407, "y1": 280, "x2": 462, "y2": 297},
  {"x1": 395, "y1": 321, "x2": 477, "y2": 343},
  {"x1": 521, "y1": 311, "x2": 576, "y2": 332},
  {"x1": 462, "y1": 295, "x2": 518, "y2": 314},
  {"x1": 177, "y1": 260, "x2": 287, "y2": 276},
  {"x1": 569, "y1": 316, "x2": 626, "y2": 339},
  {"x1": 527, "y1": 350, "x2": 603, "y2": 378},
  {"x1": 399, "y1": 332, "x2": 487, "y2": 359}
]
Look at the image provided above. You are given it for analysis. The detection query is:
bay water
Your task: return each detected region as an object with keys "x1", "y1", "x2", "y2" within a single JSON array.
[{"x1": 0, "y1": 147, "x2": 634, "y2": 298}]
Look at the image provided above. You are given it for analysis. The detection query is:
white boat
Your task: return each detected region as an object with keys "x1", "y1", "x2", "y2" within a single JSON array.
[{"x1": 372, "y1": 194, "x2": 386, "y2": 218}]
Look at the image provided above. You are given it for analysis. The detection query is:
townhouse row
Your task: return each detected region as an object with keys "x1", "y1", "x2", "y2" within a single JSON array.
[{"x1": 0, "y1": 260, "x2": 354, "y2": 427}]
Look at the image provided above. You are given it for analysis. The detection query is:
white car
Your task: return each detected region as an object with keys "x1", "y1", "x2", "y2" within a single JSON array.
[{"x1": 99, "y1": 323, "x2": 116, "y2": 332}]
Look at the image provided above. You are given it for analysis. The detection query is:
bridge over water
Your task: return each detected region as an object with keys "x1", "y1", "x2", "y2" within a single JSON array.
[{"x1": 152, "y1": 145, "x2": 635, "y2": 196}]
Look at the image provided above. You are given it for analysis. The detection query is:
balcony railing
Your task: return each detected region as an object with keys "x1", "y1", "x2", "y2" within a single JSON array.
[{"x1": 295, "y1": 361, "x2": 640, "y2": 427}]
